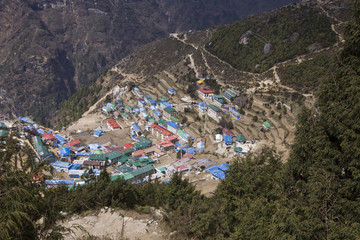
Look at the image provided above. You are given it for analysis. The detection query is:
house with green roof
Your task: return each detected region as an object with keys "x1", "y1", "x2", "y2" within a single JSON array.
[
  {"x1": 158, "y1": 95, "x2": 170, "y2": 101},
  {"x1": 121, "y1": 148, "x2": 134, "y2": 156},
  {"x1": 208, "y1": 104, "x2": 222, "y2": 122},
  {"x1": 111, "y1": 172, "x2": 134, "y2": 182},
  {"x1": 177, "y1": 129, "x2": 186, "y2": 139},
  {"x1": 163, "y1": 107, "x2": 178, "y2": 120},
  {"x1": 133, "y1": 137, "x2": 152, "y2": 151},
  {"x1": 131, "y1": 165, "x2": 156, "y2": 181},
  {"x1": 32, "y1": 136, "x2": 54, "y2": 162},
  {"x1": 116, "y1": 98, "x2": 123, "y2": 107},
  {"x1": 120, "y1": 173, "x2": 135, "y2": 181},
  {"x1": 0, "y1": 130, "x2": 9, "y2": 139},
  {"x1": 170, "y1": 116, "x2": 180, "y2": 123},
  {"x1": 223, "y1": 89, "x2": 237, "y2": 103},
  {"x1": 213, "y1": 95, "x2": 225, "y2": 107},
  {"x1": 145, "y1": 116, "x2": 156, "y2": 123},
  {"x1": 263, "y1": 121, "x2": 273, "y2": 130},
  {"x1": 115, "y1": 165, "x2": 134, "y2": 174},
  {"x1": 236, "y1": 134, "x2": 246, "y2": 143},
  {"x1": 158, "y1": 120, "x2": 167, "y2": 129},
  {"x1": 89, "y1": 154, "x2": 107, "y2": 162},
  {"x1": 234, "y1": 147, "x2": 243, "y2": 153},
  {"x1": 132, "y1": 157, "x2": 154, "y2": 168},
  {"x1": 122, "y1": 112, "x2": 130, "y2": 119},
  {"x1": 118, "y1": 155, "x2": 130, "y2": 164},
  {"x1": 106, "y1": 151, "x2": 122, "y2": 164}
]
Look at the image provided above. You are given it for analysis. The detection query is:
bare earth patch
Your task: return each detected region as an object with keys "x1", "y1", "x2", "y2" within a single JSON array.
[{"x1": 59, "y1": 208, "x2": 169, "y2": 240}]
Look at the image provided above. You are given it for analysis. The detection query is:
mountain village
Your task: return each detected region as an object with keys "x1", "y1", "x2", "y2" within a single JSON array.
[{"x1": 0, "y1": 78, "x2": 275, "y2": 194}]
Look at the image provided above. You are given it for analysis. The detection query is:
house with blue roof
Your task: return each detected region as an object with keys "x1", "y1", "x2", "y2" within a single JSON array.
[
  {"x1": 133, "y1": 107, "x2": 140, "y2": 115},
  {"x1": 55, "y1": 134, "x2": 67, "y2": 145},
  {"x1": 230, "y1": 108, "x2": 241, "y2": 119},
  {"x1": 102, "y1": 106, "x2": 112, "y2": 114},
  {"x1": 68, "y1": 170, "x2": 86, "y2": 178},
  {"x1": 152, "y1": 110, "x2": 162, "y2": 120},
  {"x1": 45, "y1": 179, "x2": 75, "y2": 185},
  {"x1": 37, "y1": 129, "x2": 44, "y2": 135},
  {"x1": 139, "y1": 108, "x2": 148, "y2": 118},
  {"x1": 60, "y1": 148, "x2": 71, "y2": 160},
  {"x1": 132, "y1": 123, "x2": 141, "y2": 134},
  {"x1": 205, "y1": 163, "x2": 230, "y2": 180},
  {"x1": 144, "y1": 94, "x2": 153, "y2": 104},
  {"x1": 160, "y1": 101, "x2": 172, "y2": 110},
  {"x1": 51, "y1": 161, "x2": 73, "y2": 172},
  {"x1": 138, "y1": 99, "x2": 146, "y2": 108},
  {"x1": 150, "y1": 100, "x2": 158, "y2": 106},
  {"x1": 167, "y1": 121, "x2": 179, "y2": 134},
  {"x1": 225, "y1": 135, "x2": 233, "y2": 145},
  {"x1": 93, "y1": 130, "x2": 104, "y2": 137},
  {"x1": 198, "y1": 102, "x2": 207, "y2": 113},
  {"x1": 168, "y1": 88, "x2": 176, "y2": 95},
  {"x1": 106, "y1": 102, "x2": 116, "y2": 111},
  {"x1": 186, "y1": 147, "x2": 196, "y2": 155},
  {"x1": 197, "y1": 141, "x2": 205, "y2": 152}
]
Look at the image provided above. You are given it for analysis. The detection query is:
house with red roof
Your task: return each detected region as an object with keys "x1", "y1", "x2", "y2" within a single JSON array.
[
  {"x1": 143, "y1": 146, "x2": 165, "y2": 157},
  {"x1": 122, "y1": 143, "x2": 134, "y2": 150},
  {"x1": 107, "y1": 120, "x2": 121, "y2": 130},
  {"x1": 42, "y1": 132, "x2": 57, "y2": 144},
  {"x1": 132, "y1": 149, "x2": 145, "y2": 157},
  {"x1": 0, "y1": 114, "x2": 8, "y2": 121},
  {"x1": 158, "y1": 141, "x2": 175, "y2": 151},
  {"x1": 66, "y1": 139, "x2": 81, "y2": 148},
  {"x1": 150, "y1": 124, "x2": 172, "y2": 140},
  {"x1": 198, "y1": 87, "x2": 214, "y2": 99},
  {"x1": 164, "y1": 135, "x2": 178, "y2": 143}
]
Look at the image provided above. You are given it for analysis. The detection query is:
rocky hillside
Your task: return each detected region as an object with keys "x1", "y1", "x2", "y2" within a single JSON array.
[
  {"x1": 56, "y1": 0, "x2": 352, "y2": 159},
  {"x1": 0, "y1": 0, "x2": 299, "y2": 124}
]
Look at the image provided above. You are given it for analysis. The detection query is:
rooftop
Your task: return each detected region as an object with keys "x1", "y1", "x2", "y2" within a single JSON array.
[
  {"x1": 106, "y1": 151, "x2": 122, "y2": 160},
  {"x1": 151, "y1": 124, "x2": 172, "y2": 136},
  {"x1": 89, "y1": 154, "x2": 107, "y2": 161},
  {"x1": 208, "y1": 104, "x2": 221, "y2": 112},
  {"x1": 198, "y1": 88, "x2": 214, "y2": 94},
  {"x1": 131, "y1": 165, "x2": 155, "y2": 177},
  {"x1": 163, "y1": 107, "x2": 176, "y2": 114},
  {"x1": 167, "y1": 121, "x2": 178, "y2": 129},
  {"x1": 66, "y1": 139, "x2": 81, "y2": 146}
]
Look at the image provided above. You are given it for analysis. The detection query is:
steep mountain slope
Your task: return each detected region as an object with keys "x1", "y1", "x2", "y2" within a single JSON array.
[
  {"x1": 0, "y1": 0, "x2": 299, "y2": 123},
  {"x1": 57, "y1": 0, "x2": 351, "y2": 160}
]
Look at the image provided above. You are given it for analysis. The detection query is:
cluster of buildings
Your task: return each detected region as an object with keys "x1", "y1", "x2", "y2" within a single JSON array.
[
  {"x1": 196, "y1": 80, "x2": 242, "y2": 121},
  {"x1": 0, "y1": 77, "x2": 276, "y2": 189},
  {"x1": 7, "y1": 85, "x2": 209, "y2": 187}
]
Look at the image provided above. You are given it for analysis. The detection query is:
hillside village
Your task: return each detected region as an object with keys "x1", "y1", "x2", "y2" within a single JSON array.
[
  {"x1": 2, "y1": 0, "x2": 346, "y2": 195},
  {"x1": 0, "y1": 76, "x2": 279, "y2": 194}
]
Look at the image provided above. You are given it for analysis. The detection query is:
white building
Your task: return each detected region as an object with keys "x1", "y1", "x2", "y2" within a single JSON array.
[{"x1": 208, "y1": 104, "x2": 222, "y2": 122}]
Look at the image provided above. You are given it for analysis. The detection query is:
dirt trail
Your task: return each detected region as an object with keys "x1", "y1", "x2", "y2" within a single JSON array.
[
  {"x1": 188, "y1": 53, "x2": 200, "y2": 78},
  {"x1": 170, "y1": 33, "x2": 198, "y2": 50},
  {"x1": 318, "y1": 4, "x2": 345, "y2": 43}
]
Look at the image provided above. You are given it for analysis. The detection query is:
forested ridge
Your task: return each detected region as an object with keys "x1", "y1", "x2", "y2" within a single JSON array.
[
  {"x1": 2, "y1": 1, "x2": 360, "y2": 239},
  {"x1": 206, "y1": 3, "x2": 337, "y2": 73}
]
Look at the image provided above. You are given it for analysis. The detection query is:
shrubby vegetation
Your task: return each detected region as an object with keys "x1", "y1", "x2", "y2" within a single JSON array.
[
  {"x1": 277, "y1": 52, "x2": 337, "y2": 93},
  {"x1": 206, "y1": 4, "x2": 337, "y2": 73},
  {"x1": 55, "y1": 84, "x2": 102, "y2": 128}
]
